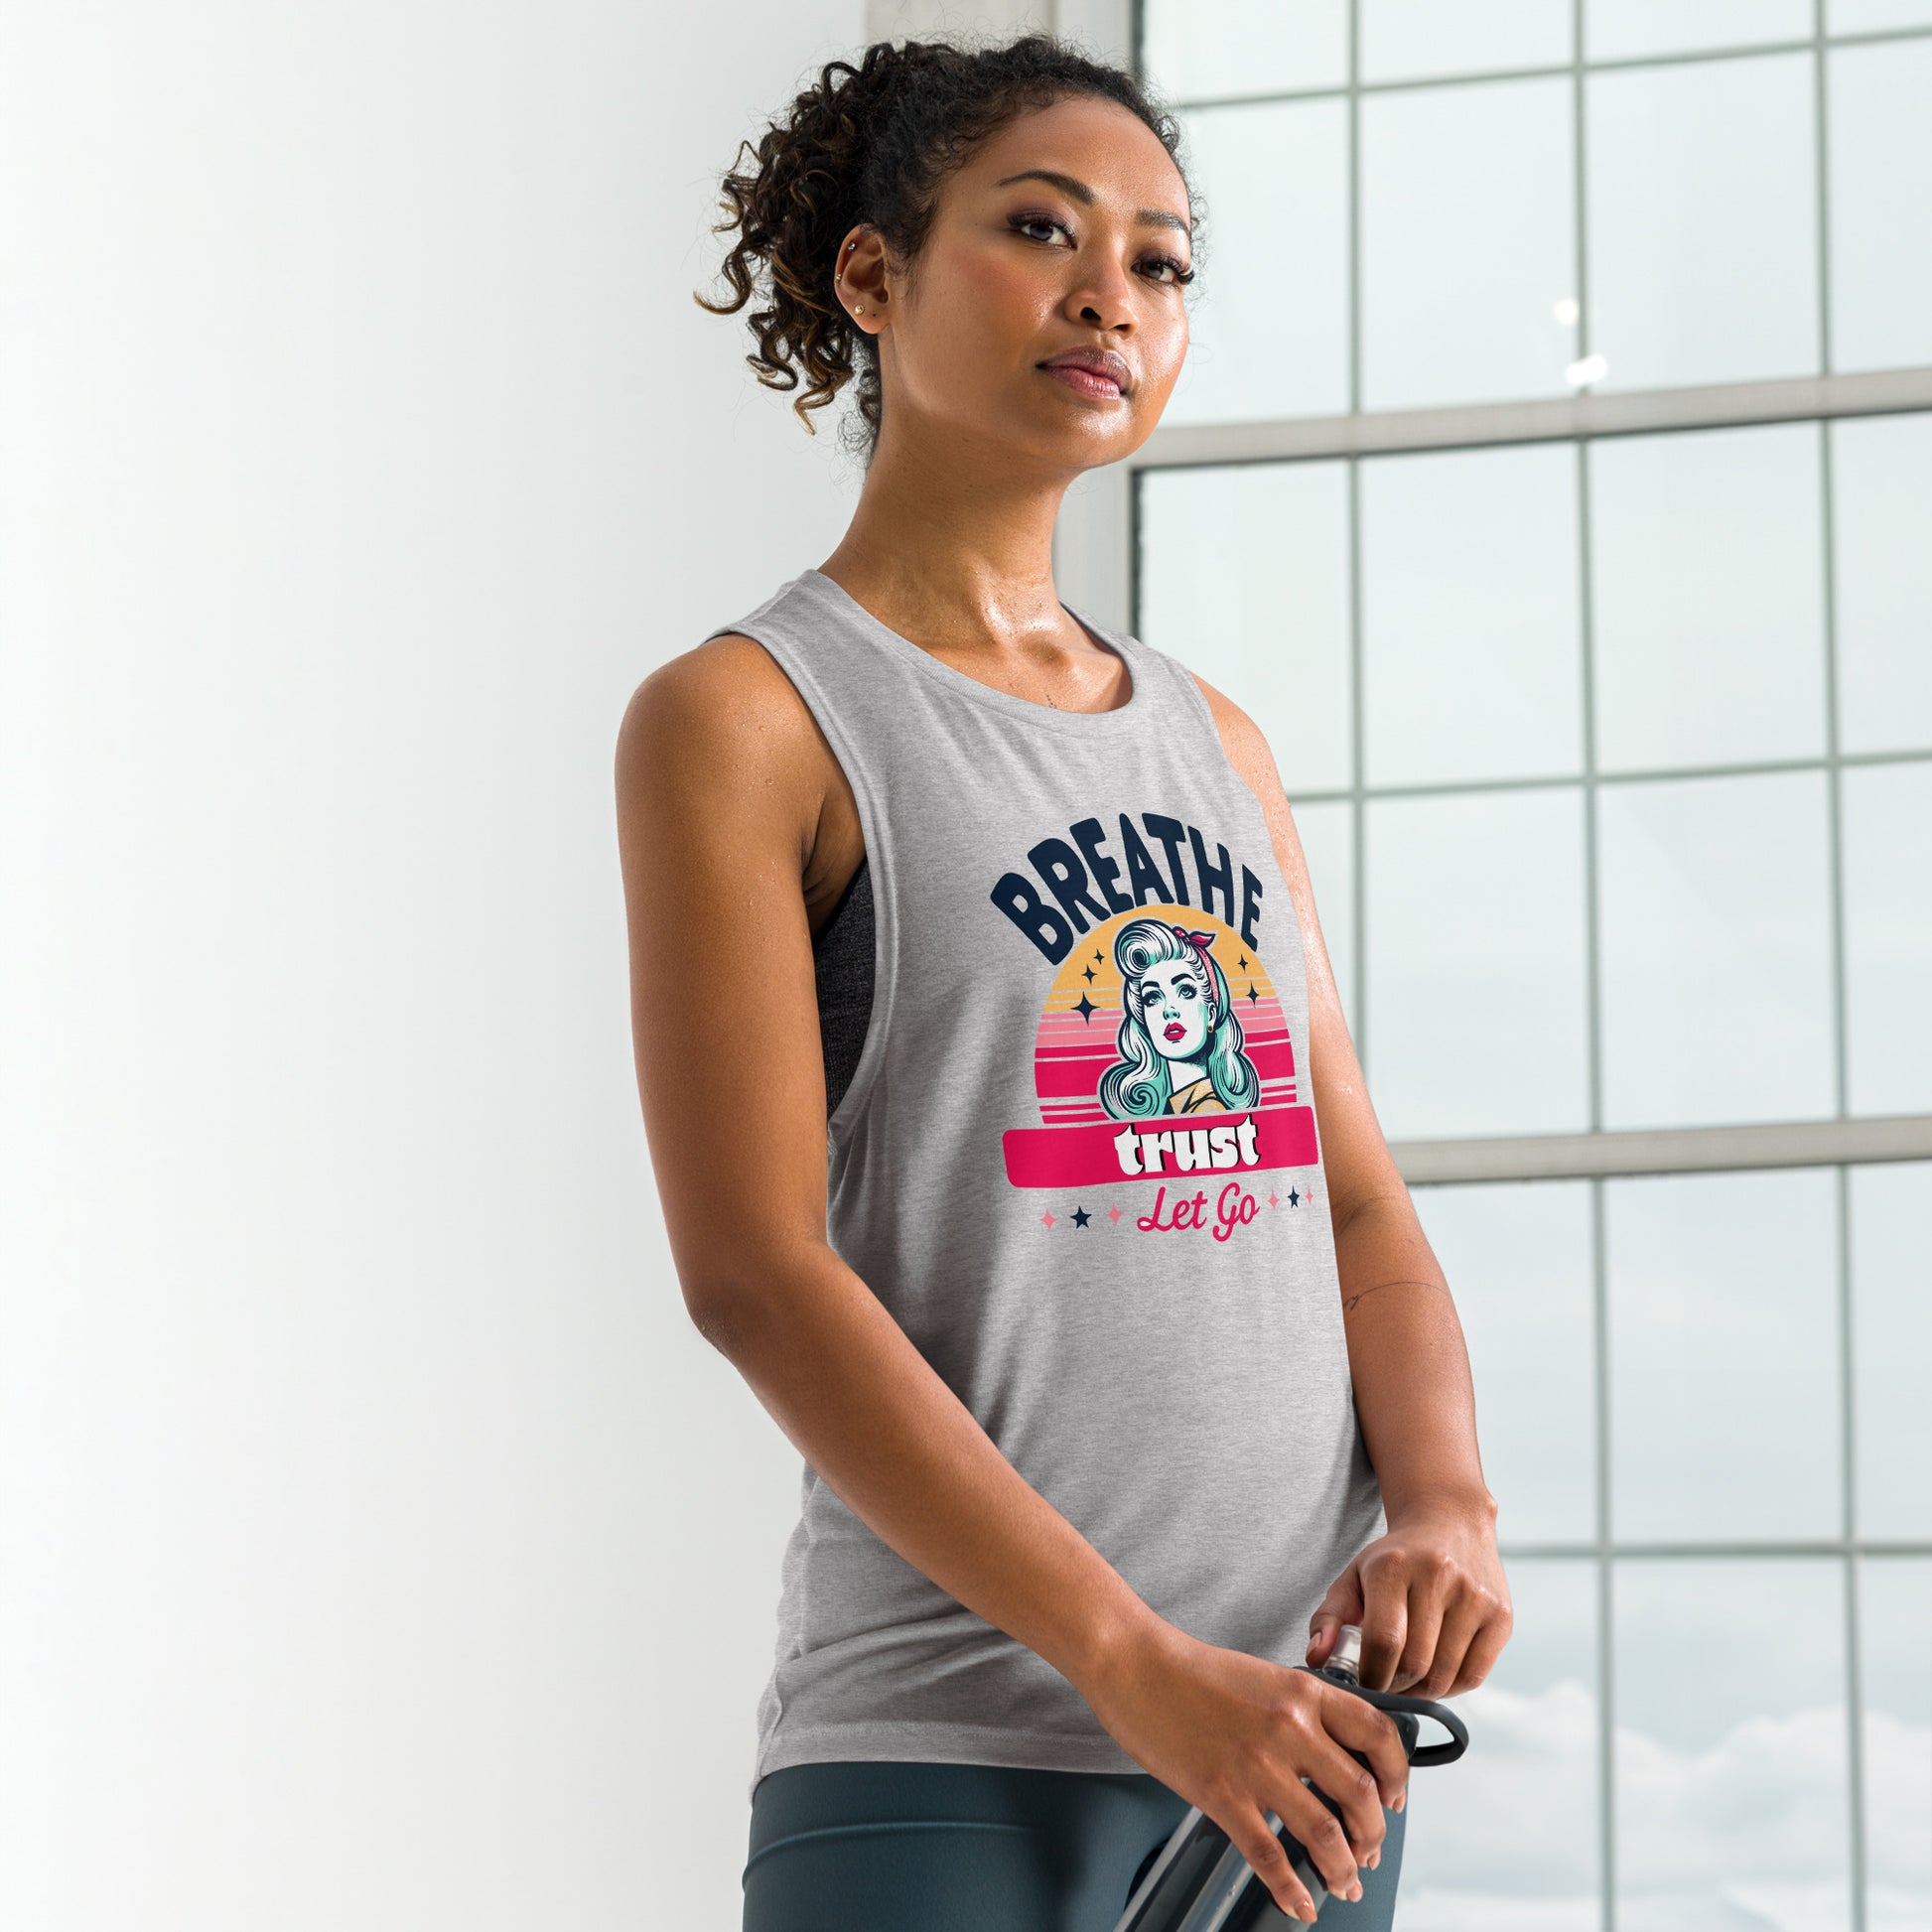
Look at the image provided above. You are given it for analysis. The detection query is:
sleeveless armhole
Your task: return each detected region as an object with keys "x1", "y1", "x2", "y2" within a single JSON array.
[
  {"x1": 731, "y1": 629, "x2": 897, "y2": 1150},
  {"x1": 811, "y1": 856, "x2": 874, "y2": 1120}
]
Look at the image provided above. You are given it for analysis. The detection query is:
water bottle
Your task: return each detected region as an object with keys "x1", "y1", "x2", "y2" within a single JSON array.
[{"x1": 1110, "y1": 1624, "x2": 1469, "y2": 1930}]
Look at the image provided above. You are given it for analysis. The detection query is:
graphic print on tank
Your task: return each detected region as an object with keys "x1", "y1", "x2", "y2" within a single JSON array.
[{"x1": 991, "y1": 809, "x2": 1319, "y2": 1246}]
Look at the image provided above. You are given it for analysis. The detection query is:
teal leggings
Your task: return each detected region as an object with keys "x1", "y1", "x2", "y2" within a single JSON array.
[{"x1": 742, "y1": 1760, "x2": 1407, "y2": 1931}]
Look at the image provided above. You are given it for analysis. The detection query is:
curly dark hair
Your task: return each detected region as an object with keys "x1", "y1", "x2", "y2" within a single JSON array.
[{"x1": 693, "y1": 32, "x2": 1201, "y2": 465}]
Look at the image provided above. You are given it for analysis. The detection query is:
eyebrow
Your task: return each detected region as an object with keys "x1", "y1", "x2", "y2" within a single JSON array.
[{"x1": 992, "y1": 168, "x2": 1191, "y2": 238}]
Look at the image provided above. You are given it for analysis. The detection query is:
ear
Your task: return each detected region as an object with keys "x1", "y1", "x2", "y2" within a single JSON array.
[{"x1": 835, "y1": 226, "x2": 891, "y2": 329}]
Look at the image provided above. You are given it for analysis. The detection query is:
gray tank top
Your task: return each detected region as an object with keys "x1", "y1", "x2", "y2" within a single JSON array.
[{"x1": 707, "y1": 567, "x2": 1386, "y2": 1799}]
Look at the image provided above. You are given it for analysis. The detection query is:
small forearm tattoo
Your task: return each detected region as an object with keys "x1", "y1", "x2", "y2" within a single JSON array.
[{"x1": 1341, "y1": 1277, "x2": 1449, "y2": 1315}]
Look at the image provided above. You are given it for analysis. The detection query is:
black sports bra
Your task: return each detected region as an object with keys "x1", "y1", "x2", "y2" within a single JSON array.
[{"x1": 811, "y1": 854, "x2": 874, "y2": 1119}]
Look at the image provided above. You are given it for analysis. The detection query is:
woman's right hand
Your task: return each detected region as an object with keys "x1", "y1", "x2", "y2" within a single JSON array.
[{"x1": 1079, "y1": 1616, "x2": 1411, "y2": 1925}]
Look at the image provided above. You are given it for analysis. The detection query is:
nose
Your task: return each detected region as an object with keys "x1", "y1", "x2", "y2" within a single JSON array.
[{"x1": 1060, "y1": 256, "x2": 1137, "y2": 336}]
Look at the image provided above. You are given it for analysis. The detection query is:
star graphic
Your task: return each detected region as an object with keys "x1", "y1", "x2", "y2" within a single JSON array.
[
  {"x1": 1238, "y1": 952, "x2": 1249, "y2": 971},
  {"x1": 1107, "y1": 1203, "x2": 1124, "y2": 1224},
  {"x1": 1288, "y1": 1186, "x2": 1301, "y2": 1207},
  {"x1": 1091, "y1": 947, "x2": 1103, "y2": 965},
  {"x1": 1074, "y1": 994, "x2": 1098, "y2": 1023},
  {"x1": 1245, "y1": 983, "x2": 1259, "y2": 1006},
  {"x1": 1071, "y1": 1206, "x2": 1091, "y2": 1228},
  {"x1": 1040, "y1": 1210, "x2": 1056, "y2": 1230},
  {"x1": 1082, "y1": 963, "x2": 1097, "y2": 983},
  {"x1": 1268, "y1": 1190, "x2": 1279, "y2": 1209}
]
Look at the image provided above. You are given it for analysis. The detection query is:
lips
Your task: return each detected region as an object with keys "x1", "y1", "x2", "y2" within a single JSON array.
[
  {"x1": 1164, "y1": 1022, "x2": 1186, "y2": 1040},
  {"x1": 1038, "y1": 345, "x2": 1132, "y2": 396}
]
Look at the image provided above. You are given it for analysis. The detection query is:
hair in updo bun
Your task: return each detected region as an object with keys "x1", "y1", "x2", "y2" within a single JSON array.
[{"x1": 693, "y1": 32, "x2": 1198, "y2": 464}]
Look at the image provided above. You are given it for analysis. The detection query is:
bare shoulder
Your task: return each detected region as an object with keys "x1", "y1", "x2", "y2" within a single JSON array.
[
  {"x1": 614, "y1": 631, "x2": 838, "y2": 857},
  {"x1": 618, "y1": 631, "x2": 822, "y2": 786}
]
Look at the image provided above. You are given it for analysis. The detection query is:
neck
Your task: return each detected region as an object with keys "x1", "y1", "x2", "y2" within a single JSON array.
[{"x1": 820, "y1": 418, "x2": 1080, "y2": 645}]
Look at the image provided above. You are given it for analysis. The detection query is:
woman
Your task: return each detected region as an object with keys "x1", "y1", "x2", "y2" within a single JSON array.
[
  {"x1": 1098, "y1": 918, "x2": 1263, "y2": 1119},
  {"x1": 615, "y1": 33, "x2": 1511, "y2": 1931}
]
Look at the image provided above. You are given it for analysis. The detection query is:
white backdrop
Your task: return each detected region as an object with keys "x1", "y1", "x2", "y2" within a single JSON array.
[{"x1": 0, "y1": 5, "x2": 875, "y2": 1926}]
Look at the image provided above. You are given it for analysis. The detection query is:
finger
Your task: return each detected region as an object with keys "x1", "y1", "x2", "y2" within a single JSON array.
[
  {"x1": 1315, "y1": 1685, "x2": 1411, "y2": 1809},
  {"x1": 1393, "y1": 1557, "x2": 1453, "y2": 1689},
  {"x1": 1224, "y1": 1799, "x2": 1321, "y2": 1924},
  {"x1": 1446, "y1": 1588, "x2": 1514, "y2": 1696},
  {"x1": 1303, "y1": 1731, "x2": 1387, "y2": 1866},
  {"x1": 1357, "y1": 1545, "x2": 1412, "y2": 1692},
  {"x1": 1306, "y1": 1559, "x2": 1363, "y2": 1664},
  {"x1": 1277, "y1": 1775, "x2": 1367, "y2": 1903},
  {"x1": 1412, "y1": 1582, "x2": 1485, "y2": 1698}
]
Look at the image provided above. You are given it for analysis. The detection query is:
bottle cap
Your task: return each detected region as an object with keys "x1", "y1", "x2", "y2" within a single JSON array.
[{"x1": 1328, "y1": 1624, "x2": 1364, "y2": 1681}]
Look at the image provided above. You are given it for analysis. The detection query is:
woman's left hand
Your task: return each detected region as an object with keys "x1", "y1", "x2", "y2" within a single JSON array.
[{"x1": 1304, "y1": 1493, "x2": 1513, "y2": 1702}]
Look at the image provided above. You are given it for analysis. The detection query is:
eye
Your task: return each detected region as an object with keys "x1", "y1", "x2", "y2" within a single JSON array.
[
  {"x1": 1008, "y1": 211, "x2": 1195, "y2": 286},
  {"x1": 1010, "y1": 210, "x2": 1069, "y2": 246}
]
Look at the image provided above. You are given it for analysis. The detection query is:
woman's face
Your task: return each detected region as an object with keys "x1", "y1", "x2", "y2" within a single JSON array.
[
  {"x1": 1137, "y1": 957, "x2": 1212, "y2": 1063},
  {"x1": 864, "y1": 94, "x2": 1193, "y2": 469}
]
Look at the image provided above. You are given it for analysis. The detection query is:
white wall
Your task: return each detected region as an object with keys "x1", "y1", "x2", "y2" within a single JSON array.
[{"x1": 0, "y1": 6, "x2": 872, "y2": 1926}]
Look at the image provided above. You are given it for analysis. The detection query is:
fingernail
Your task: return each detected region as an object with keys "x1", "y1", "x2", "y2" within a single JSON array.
[{"x1": 1395, "y1": 1789, "x2": 1406, "y2": 1812}]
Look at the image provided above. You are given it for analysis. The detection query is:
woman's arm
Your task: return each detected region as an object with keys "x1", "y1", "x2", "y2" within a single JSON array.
[
  {"x1": 1194, "y1": 671, "x2": 1510, "y2": 1703},
  {"x1": 614, "y1": 638, "x2": 1156, "y2": 1700}
]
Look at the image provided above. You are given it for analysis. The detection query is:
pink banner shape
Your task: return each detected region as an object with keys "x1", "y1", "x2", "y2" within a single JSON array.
[{"x1": 1003, "y1": 1105, "x2": 1318, "y2": 1189}]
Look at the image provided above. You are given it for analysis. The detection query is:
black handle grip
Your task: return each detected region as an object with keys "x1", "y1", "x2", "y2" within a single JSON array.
[{"x1": 1294, "y1": 1663, "x2": 1469, "y2": 1767}]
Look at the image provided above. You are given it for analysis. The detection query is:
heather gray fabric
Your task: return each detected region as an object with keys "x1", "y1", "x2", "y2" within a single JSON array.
[{"x1": 706, "y1": 567, "x2": 1386, "y2": 1802}]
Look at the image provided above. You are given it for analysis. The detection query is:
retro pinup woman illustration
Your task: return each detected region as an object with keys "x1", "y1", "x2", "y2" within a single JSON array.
[{"x1": 1100, "y1": 917, "x2": 1260, "y2": 1119}]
